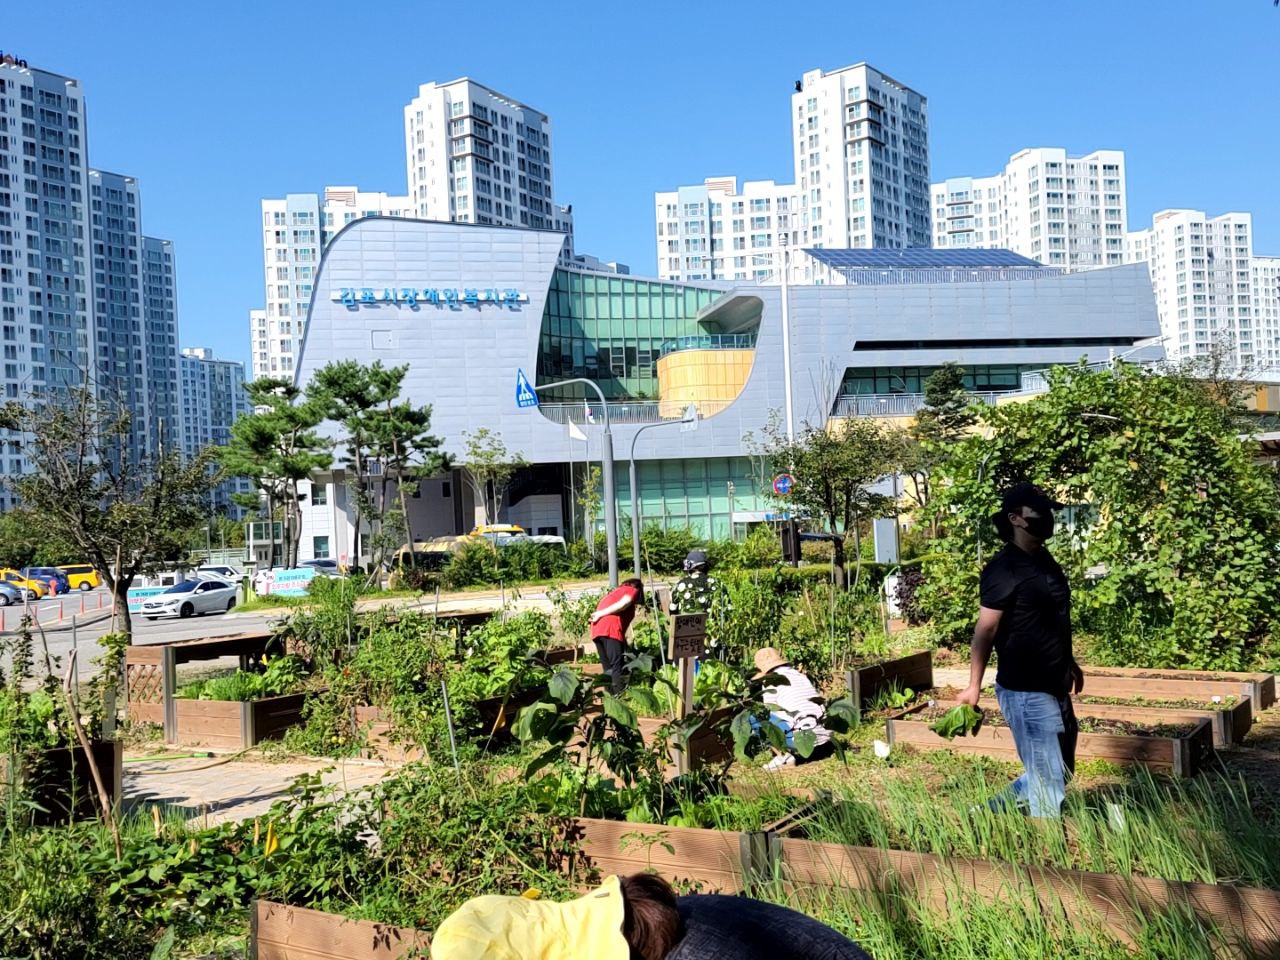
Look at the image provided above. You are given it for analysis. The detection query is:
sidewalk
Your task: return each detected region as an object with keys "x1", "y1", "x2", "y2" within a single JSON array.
[{"x1": 123, "y1": 752, "x2": 395, "y2": 825}]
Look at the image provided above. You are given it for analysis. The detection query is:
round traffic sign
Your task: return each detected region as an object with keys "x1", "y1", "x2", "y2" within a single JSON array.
[{"x1": 773, "y1": 473, "x2": 794, "y2": 496}]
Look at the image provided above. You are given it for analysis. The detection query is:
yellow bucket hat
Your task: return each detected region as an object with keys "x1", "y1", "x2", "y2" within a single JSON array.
[{"x1": 431, "y1": 875, "x2": 630, "y2": 960}]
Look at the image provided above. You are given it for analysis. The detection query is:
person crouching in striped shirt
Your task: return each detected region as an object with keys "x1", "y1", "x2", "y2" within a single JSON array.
[{"x1": 751, "y1": 647, "x2": 831, "y2": 771}]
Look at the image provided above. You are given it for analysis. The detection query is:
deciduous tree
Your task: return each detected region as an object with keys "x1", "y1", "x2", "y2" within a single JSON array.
[
  {"x1": 0, "y1": 389, "x2": 216, "y2": 640},
  {"x1": 763, "y1": 417, "x2": 901, "y2": 590}
]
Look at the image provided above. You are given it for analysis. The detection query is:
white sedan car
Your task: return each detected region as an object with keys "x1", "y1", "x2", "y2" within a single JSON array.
[{"x1": 141, "y1": 579, "x2": 238, "y2": 620}]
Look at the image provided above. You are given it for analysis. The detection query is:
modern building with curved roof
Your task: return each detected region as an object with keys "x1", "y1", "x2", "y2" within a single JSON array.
[{"x1": 283, "y1": 217, "x2": 1159, "y2": 564}]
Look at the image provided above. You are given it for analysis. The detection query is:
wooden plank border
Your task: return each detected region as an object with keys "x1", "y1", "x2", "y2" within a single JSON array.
[
  {"x1": 251, "y1": 900, "x2": 428, "y2": 960},
  {"x1": 1083, "y1": 666, "x2": 1275, "y2": 712},
  {"x1": 770, "y1": 836, "x2": 1280, "y2": 957},
  {"x1": 886, "y1": 703, "x2": 1216, "y2": 776},
  {"x1": 846, "y1": 650, "x2": 933, "y2": 718}
]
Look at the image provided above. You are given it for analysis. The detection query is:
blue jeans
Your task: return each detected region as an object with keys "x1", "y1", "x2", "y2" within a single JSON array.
[
  {"x1": 991, "y1": 684, "x2": 1078, "y2": 819},
  {"x1": 749, "y1": 713, "x2": 794, "y2": 748}
]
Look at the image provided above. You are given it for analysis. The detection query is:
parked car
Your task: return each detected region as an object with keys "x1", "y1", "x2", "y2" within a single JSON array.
[
  {"x1": 195, "y1": 565, "x2": 242, "y2": 581},
  {"x1": 140, "y1": 579, "x2": 238, "y2": 619},
  {"x1": 57, "y1": 564, "x2": 101, "y2": 592},
  {"x1": 0, "y1": 569, "x2": 46, "y2": 600},
  {"x1": 0, "y1": 582, "x2": 25, "y2": 606},
  {"x1": 22, "y1": 567, "x2": 71, "y2": 595}
]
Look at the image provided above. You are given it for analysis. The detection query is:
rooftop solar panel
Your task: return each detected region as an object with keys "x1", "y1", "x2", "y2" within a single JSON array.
[{"x1": 803, "y1": 248, "x2": 1044, "y2": 268}]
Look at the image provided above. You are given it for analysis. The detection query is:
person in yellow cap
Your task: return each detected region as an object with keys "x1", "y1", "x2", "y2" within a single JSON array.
[{"x1": 432, "y1": 873, "x2": 872, "y2": 960}]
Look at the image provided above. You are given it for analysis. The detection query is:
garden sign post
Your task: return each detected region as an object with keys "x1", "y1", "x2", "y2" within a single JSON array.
[{"x1": 668, "y1": 612, "x2": 707, "y2": 776}]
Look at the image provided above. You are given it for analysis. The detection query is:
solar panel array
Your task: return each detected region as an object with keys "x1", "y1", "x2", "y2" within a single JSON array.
[{"x1": 804, "y1": 248, "x2": 1045, "y2": 269}]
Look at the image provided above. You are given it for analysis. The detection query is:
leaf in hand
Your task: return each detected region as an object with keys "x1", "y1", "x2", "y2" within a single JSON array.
[{"x1": 928, "y1": 705, "x2": 984, "y2": 740}]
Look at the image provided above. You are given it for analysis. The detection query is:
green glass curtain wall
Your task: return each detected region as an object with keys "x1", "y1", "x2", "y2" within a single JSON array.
[{"x1": 537, "y1": 270, "x2": 723, "y2": 401}]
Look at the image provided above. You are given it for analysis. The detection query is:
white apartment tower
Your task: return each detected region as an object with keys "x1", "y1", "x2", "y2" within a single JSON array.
[
  {"x1": 254, "y1": 186, "x2": 409, "y2": 381},
  {"x1": 792, "y1": 63, "x2": 931, "y2": 250},
  {"x1": 1253, "y1": 256, "x2": 1280, "y2": 371},
  {"x1": 1125, "y1": 210, "x2": 1259, "y2": 366},
  {"x1": 654, "y1": 177, "x2": 799, "y2": 282},
  {"x1": 404, "y1": 78, "x2": 573, "y2": 235},
  {"x1": 932, "y1": 148, "x2": 1127, "y2": 271}
]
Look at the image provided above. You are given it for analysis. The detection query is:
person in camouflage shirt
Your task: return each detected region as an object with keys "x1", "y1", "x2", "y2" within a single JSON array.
[{"x1": 669, "y1": 551, "x2": 731, "y2": 654}]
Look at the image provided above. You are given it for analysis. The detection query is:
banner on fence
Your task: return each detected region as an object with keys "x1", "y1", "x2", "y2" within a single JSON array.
[
  {"x1": 126, "y1": 587, "x2": 168, "y2": 611},
  {"x1": 262, "y1": 567, "x2": 317, "y2": 597}
]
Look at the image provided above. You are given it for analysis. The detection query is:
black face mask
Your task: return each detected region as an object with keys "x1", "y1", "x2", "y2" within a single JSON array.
[{"x1": 1023, "y1": 513, "x2": 1055, "y2": 541}]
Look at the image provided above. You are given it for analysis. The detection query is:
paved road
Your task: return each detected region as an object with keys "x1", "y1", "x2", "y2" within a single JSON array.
[{"x1": 12, "y1": 578, "x2": 641, "y2": 680}]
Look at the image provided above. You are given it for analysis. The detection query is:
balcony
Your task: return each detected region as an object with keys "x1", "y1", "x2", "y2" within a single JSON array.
[{"x1": 658, "y1": 333, "x2": 757, "y2": 357}]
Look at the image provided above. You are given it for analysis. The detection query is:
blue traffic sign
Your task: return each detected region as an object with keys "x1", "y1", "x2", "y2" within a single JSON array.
[
  {"x1": 515, "y1": 369, "x2": 539, "y2": 408},
  {"x1": 773, "y1": 473, "x2": 793, "y2": 496}
]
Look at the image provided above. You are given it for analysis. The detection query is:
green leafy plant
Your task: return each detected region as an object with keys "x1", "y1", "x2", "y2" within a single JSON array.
[
  {"x1": 928, "y1": 704, "x2": 984, "y2": 740},
  {"x1": 175, "y1": 654, "x2": 309, "y2": 702}
]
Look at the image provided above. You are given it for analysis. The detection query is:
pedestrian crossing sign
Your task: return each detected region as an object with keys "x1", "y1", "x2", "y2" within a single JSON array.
[{"x1": 515, "y1": 369, "x2": 539, "y2": 408}]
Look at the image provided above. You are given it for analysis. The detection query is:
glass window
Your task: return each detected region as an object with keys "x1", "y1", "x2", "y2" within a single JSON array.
[{"x1": 312, "y1": 536, "x2": 330, "y2": 559}]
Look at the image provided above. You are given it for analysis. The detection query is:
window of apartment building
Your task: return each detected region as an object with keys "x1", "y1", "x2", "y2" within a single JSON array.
[
  {"x1": 312, "y1": 482, "x2": 327, "y2": 506},
  {"x1": 312, "y1": 536, "x2": 330, "y2": 559}
]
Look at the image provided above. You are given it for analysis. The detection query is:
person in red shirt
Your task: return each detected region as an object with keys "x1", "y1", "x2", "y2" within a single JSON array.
[{"x1": 588, "y1": 578, "x2": 645, "y2": 693}]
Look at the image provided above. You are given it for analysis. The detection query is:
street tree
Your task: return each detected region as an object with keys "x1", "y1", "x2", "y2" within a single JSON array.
[
  {"x1": 460, "y1": 428, "x2": 528, "y2": 531},
  {"x1": 220, "y1": 379, "x2": 330, "y2": 569},
  {"x1": 0, "y1": 388, "x2": 216, "y2": 640},
  {"x1": 763, "y1": 417, "x2": 901, "y2": 590},
  {"x1": 309, "y1": 361, "x2": 447, "y2": 581},
  {"x1": 901, "y1": 363, "x2": 978, "y2": 532}
]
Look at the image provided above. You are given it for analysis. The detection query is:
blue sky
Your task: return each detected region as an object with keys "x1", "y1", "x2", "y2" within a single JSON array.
[{"x1": 5, "y1": 1, "x2": 1279, "y2": 368}]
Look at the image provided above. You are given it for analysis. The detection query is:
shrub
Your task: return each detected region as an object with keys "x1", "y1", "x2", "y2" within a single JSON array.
[{"x1": 895, "y1": 565, "x2": 927, "y2": 626}]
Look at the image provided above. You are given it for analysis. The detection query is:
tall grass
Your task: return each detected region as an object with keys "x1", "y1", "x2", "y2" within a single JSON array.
[
  {"x1": 804, "y1": 765, "x2": 1280, "y2": 888},
  {"x1": 756, "y1": 873, "x2": 1248, "y2": 960}
]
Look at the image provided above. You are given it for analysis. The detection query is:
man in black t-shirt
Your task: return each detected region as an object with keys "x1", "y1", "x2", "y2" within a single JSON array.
[{"x1": 958, "y1": 482, "x2": 1083, "y2": 819}]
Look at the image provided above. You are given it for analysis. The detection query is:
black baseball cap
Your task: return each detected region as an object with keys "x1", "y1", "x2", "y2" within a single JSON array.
[{"x1": 999, "y1": 482, "x2": 1065, "y2": 515}]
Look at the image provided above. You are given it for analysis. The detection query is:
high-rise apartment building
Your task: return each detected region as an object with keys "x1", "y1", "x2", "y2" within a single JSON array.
[
  {"x1": 403, "y1": 78, "x2": 572, "y2": 234},
  {"x1": 141, "y1": 236, "x2": 181, "y2": 452},
  {"x1": 792, "y1": 63, "x2": 931, "y2": 250},
  {"x1": 654, "y1": 177, "x2": 799, "y2": 282},
  {"x1": 179, "y1": 347, "x2": 252, "y2": 515},
  {"x1": 254, "y1": 186, "x2": 409, "y2": 381},
  {"x1": 0, "y1": 62, "x2": 94, "y2": 426},
  {"x1": 0, "y1": 57, "x2": 187, "y2": 507},
  {"x1": 1125, "y1": 210, "x2": 1260, "y2": 366},
  {"x1": 1252, "y1": 256, "x2": 1280, "y2": 371},
  {"x1": 88, "y1": 169, "x2": 150, "y2": 464},
  {"x1": 932, "y1": 148, "x2": 1127, "y2": 271}
]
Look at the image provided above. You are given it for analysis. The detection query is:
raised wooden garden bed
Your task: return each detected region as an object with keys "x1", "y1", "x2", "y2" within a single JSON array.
[
  {"x1": 1071, "y1": 697, "x2": 1251, "y2": 749},
  {"x1": 353, "y1": 705, "x2": 423, "y2": 764},
  {"x1": 570, "y1": 817, "x2": 752, "y2": 893},
  {"x1": 768, "y1": 835, "x2": 1280, "y2": 957},
  {"x1": 846, "y1": 650, "x2": 933, "y2": 717},
  {"x1": 1082, "y1": 665, "x2": 1275, "y2": 713},
  {"x1": 252, "y1": 899, "x2": 429, "y2": 960},
  {"x1": 26, "y1": 739, "x2": 122, "y2": 824},
  {"x1": 474, "y1": 688, "x2": 541, "y2": 738},
  {"x1": 637, "y1": 707, "x2": 735, "y2": 773},
  {"x1": 886, "y1": 701, "x2": 1215, "y2": 776},
  {"x1": 125, "y1": 631, "x2": 276, "y2": 726},
  {"x1": 541, "y1": 645, "x2": 603, "y2": 675},
  {"x1": 172, "y1": 691, "x2": 309, "y2": 751}
]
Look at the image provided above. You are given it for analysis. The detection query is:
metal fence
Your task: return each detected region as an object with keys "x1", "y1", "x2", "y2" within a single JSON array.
[
  {"x1": 830, "y1": 392, "x2": 1004, "y2": 418},
  {"x1": 658, "y1": 334, "x2": 758, "y2": 357}
]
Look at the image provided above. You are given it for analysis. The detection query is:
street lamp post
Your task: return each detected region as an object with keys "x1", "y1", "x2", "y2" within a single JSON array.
[
  {"x1": 534, "y1": 378, "x2": 620, "y2": 587},
  {"x1": 626, "y1": 405, "x2": 698, "y2": 579}
]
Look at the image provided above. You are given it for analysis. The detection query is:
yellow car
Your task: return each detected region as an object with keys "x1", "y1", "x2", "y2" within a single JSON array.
[
  {"x1": 58, "y1": 564, "x2": 102, "y2": 592},
  {"x1": 0, "y1": 569, "x2": 46, "y2": 600}
]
